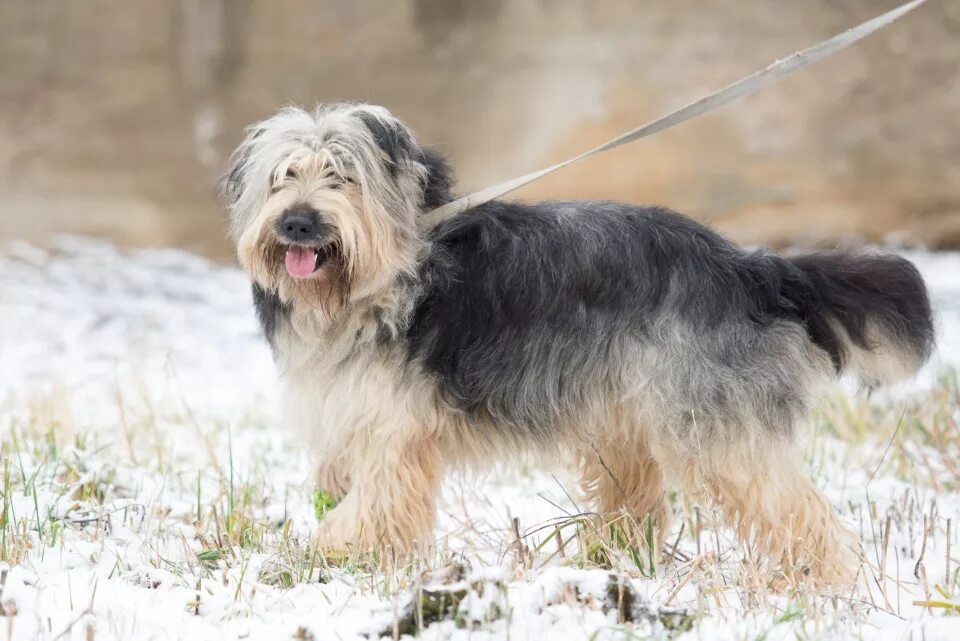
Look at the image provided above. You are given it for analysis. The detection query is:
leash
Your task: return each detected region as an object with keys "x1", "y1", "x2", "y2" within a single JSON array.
[{"x1": 422, "y1": 0, "x2": 928, "y2": 229}]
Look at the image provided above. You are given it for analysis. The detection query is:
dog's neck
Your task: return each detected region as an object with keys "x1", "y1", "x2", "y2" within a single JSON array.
[{"x1": 272, "y1": 269, "x2": 421, "y2": 372}]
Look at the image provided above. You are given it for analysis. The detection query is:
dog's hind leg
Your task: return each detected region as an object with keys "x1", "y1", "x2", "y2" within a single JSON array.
[
  {"x1": 676, "y1": 435, "x2": 860, "y2": 588},
  {"x1": 578, "y1": 436, "x2": 671, "y2": 552}
]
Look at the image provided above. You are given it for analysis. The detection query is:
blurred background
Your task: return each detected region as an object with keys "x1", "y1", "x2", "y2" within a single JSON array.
[{"x1": 1, "y1": 0, "x2": 958, "y2": 261}]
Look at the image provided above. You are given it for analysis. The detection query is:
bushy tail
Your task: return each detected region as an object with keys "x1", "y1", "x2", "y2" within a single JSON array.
[{"x1": 781, "y1": 252, "x2": 934, "y2": 386}]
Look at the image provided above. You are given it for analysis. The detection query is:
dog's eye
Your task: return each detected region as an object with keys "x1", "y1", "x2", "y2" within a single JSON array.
[
  {"x1": 328, "y1": 176, "x2": 355, "y2": 190},
  {"x1": 269, "y1": 167, "x2": 298, "y2": 193}
]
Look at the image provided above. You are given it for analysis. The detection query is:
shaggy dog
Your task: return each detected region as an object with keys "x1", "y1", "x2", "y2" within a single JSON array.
[{"x1": 222, "y1": 102, "x2": 933, "y2": 585}]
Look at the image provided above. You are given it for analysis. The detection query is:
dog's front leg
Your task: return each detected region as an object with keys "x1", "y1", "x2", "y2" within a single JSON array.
[
  {"x1": 314, "y1": 453, "x2": 351, "y2": 498},
  {"x1": 314, "y1": 429, "x2": 442, "y2": 554}
]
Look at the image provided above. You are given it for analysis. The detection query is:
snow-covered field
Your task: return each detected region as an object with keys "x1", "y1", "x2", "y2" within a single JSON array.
[{"x1": 1, "y1": 238, "x2": 959, "y2": 641}]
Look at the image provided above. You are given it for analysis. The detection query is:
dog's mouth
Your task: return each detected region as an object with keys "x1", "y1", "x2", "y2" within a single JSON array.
[{"x1": 283, "y1": 243, "x2": 337, "y2": 279}]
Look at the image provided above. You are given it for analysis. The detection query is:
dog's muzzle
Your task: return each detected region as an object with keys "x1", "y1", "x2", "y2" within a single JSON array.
[{"x1": 275, "y1": 205, "x2": 334, "y2": 279}]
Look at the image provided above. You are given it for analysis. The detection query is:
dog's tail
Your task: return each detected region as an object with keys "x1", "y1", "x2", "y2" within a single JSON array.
[{"x1": 779, "y1": 252, "x2": 934, "y2": 387}]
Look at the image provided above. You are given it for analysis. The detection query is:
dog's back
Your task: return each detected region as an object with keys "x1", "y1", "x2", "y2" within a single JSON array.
[{"x1": 410, "y1": 200, "x2": 933, "y2": 437}]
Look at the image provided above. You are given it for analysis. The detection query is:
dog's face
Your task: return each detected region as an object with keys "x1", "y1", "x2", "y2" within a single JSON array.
[{"x1": 222, "y1": 104, "x2": 451, "y2": 317}]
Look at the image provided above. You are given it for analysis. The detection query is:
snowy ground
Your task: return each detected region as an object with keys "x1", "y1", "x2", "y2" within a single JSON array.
[{"x1": 1, "y1": 238, "x2": 959, "y2": 641}]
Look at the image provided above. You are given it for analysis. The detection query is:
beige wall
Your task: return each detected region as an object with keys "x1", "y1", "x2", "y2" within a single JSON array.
[{"x1": 1, "y1": 0, "x2": 958, "y2": 259}]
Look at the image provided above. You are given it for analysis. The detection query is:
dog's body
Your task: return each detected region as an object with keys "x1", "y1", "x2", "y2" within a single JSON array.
[{"x1": 224, "y1": 103, "x2": 933, "y2": 585}]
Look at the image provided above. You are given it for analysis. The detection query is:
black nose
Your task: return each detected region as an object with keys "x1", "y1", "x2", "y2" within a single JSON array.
[{"x1": 277, "y1": 206, "x2": 326, "y2": 244}]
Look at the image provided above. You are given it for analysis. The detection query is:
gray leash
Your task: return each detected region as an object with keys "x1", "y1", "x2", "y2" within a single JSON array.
[{"x1": 422, "y1": 0, "x2": 928, "y2": 229}]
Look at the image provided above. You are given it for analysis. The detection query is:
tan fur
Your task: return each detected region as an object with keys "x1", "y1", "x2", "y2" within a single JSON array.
[
  {"x1": 653, "y1": 433, "x2": 861, "y2": 587},
  {"x1": 577, "y1": 439, "x2": 671, "y2": 551},
  {"x1": 279, "y1": 319, "x2": 442, "y2": 551},
  {"x1": 572, "y1": 399, "x2": 858, "y2": 587}
]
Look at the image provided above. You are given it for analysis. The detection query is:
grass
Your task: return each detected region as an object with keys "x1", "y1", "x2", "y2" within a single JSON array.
[{"x1": 1, "y1": 374, "x2": 959, "y2": 639}]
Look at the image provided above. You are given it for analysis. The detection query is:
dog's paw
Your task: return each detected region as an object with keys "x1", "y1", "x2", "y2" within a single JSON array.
[
  {"x1": 309, "y1": 520, "x2": 358, "y2": 562},
  {"x1": 309, "y1": 533, "x2": 351, "y2": 559},
  {"x1": 311, "y1": 499, "x2": 366, "y2": 548}
]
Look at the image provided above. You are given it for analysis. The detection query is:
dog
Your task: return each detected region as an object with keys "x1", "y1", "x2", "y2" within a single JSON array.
[{"x1": 221, "y1": 102, "x2": 934, "y2": 586}]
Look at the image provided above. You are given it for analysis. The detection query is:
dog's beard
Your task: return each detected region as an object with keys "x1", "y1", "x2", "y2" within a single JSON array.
[
  {"x1": 237, "y1": 192, "x2": 351, "y2": 319},
  {"x1": 276, "y1": 243, "x2": 347, "y2": 317},
  {"x1": 257, "y1": 233, "x2": 348, "y2": 318}
]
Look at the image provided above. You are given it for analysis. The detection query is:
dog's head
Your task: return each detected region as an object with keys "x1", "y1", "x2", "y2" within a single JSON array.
[{"x1": 222, "y1": 103, "x2": 452, "y2": 318}]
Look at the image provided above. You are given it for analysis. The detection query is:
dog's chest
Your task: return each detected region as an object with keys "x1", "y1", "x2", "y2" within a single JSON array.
[{"x1": 278, "y1": 340, "x2": 429, "y2": 449}]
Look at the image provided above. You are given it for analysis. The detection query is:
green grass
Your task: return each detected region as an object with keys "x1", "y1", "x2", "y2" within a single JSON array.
[
  {"x1": 1, "y1": 373, "x2": 959, "y2": 637},
  {"x1": 313, "y1": 488, "x2": 340, "y2": 521}
]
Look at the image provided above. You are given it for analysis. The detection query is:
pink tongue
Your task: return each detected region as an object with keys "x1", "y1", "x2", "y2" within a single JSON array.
[{"x1": 284, "y1": 246, "x2": 317, "y2": 278}]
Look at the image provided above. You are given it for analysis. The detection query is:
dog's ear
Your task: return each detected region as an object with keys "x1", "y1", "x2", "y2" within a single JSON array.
[
  {"x1": 355, "y1": 108, "x2": 454, "y2": 209},
  {"x1": 418, "y1": 147, "x2": 454, "y2": 210},
  {"x1": 220, "y1": 125, "x2": 265, "y2": 207},
  {"x1": 356, "y1": 110, "x2": 414, "y2": 176}
]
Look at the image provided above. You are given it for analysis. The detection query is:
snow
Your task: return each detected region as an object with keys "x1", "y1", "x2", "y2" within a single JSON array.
[{"x1": 0, "y1": 238, "x2": 958, "y2": 640}]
